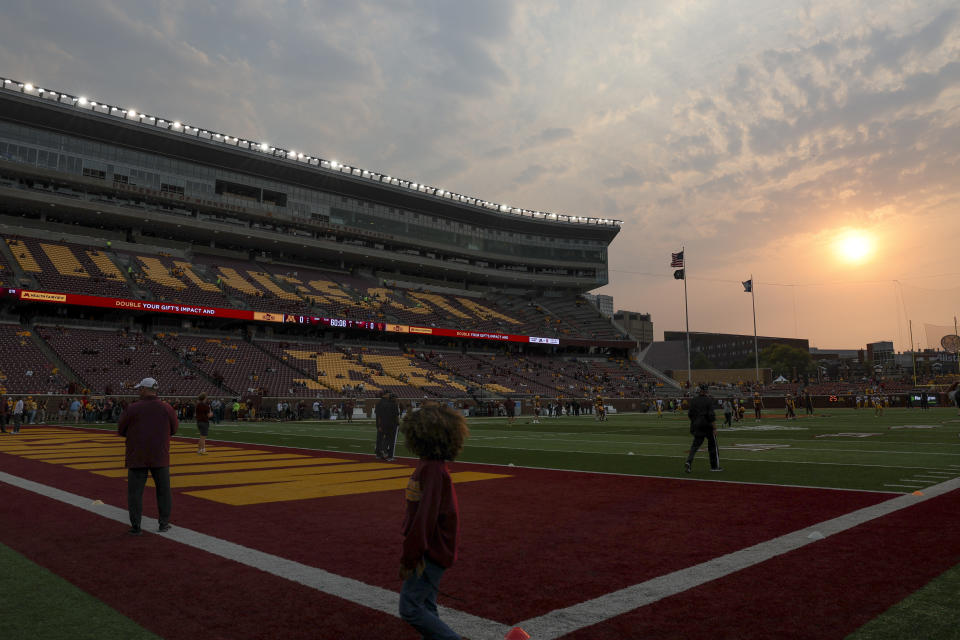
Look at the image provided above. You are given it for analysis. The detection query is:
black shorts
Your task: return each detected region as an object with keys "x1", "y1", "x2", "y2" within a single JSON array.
[{"x1": 197, "y1": 421, "x2": 210, "y2": 436}]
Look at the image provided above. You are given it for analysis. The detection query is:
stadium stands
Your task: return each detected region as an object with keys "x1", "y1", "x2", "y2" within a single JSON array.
[
  {"x1": 155, "y1": 333, "x2": 320, "y2": 398},
  {"x1": 6, "y1": 237, "x2": 132, "y2": 298},
  {"x1": 0, "y1": 323, "x2": 68, "y2": 394},
  {"x1": 124, "y1": 252, "x2": 230, "y2": 308},
  {"x1": 36, "y1": 326, "x2": 218, "y2": 396},
  {"x1": 191, "y1": 255, "x2": 313, "y2": 314}
]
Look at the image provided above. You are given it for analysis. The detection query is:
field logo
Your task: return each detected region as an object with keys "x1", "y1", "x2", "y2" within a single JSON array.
[
  {"x1": 889, "y1": 425, "x2": 938, "y2": 430},
  {"x1": 815, "y1": 433, "x2": 881, "y2": 438},
  {"x1": 720, "y1": 443, "x2": 792, "y2": 452},
  {"x1": 720, "y1": 424, "x2": 806, "y2": 432}
]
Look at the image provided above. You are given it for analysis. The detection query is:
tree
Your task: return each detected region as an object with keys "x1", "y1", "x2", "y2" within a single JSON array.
[
  {"x1": 759, "y1": 344, "x2": 814, "y2": 380},
  {"x1": 691, "y1": 351, "x2": 714, "y2": 370}
]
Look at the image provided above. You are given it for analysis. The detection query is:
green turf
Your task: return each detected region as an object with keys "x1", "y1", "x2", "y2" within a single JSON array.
[
  {"x1": 147, "y1": 407, "x2": 960, "y2": 494},
  {"x1": 845, "y1": 561, "x2": 960, "y2": 640},
  {"x1": 0, "y1": 542, "x2": 161, "y2": 640}
]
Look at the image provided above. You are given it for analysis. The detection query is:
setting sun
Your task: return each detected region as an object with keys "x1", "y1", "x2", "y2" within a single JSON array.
[{"x1": 835, "y1": 231, "x2": 873, "y2": 263}]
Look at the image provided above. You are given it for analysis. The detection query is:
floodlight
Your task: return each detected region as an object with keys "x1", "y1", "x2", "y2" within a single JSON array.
[{"x1": 172, "y1": 121, "x2": 182, "y2": 128}]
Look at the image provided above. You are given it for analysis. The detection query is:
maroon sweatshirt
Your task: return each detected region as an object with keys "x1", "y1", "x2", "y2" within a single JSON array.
[
  {"x1": 401, "y1": 459, "x2": 459, "y2": 570},
  {"x1": 118, "y1": 396, "x2": 179, "y2": 468}
]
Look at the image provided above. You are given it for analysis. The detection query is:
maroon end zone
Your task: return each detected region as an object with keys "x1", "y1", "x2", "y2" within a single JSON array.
[{"x1": 3, "y1": 426, "x2": 953, "y2": 639}]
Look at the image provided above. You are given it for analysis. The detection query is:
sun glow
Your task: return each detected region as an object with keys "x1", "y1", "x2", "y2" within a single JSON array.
[{"x1": 835, "y1": 231, "x2": 873, "y2": 264}]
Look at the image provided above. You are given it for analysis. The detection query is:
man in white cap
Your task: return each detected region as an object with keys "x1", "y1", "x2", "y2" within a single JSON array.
[{"x1": 118, "y1": 377, "x2": 178, "y2": 535}]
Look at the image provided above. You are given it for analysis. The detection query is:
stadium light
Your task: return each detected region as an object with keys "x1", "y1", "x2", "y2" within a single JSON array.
[{"x1": 0, "y1": 76, "x2": 622, "y2": 226}]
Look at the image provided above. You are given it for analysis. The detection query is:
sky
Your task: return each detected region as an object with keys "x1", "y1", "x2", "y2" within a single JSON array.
[{"x1": 1, "y1": 0, "x2": 959, "y2": 351}]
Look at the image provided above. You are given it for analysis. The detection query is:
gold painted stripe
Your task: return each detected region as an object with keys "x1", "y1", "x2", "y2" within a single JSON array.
[
  {"x1": 185, "y1": 471, "x2": 510, "y2": 506},
  {"x1": 67, "y1": 454, "x2": 311, "y2": 471},
  {"x1": 162, "y1": 457, "x2": 354, "y2": 475},
  {"x1": 161, "y1": 464, "x2": 410, "y2": 488}
]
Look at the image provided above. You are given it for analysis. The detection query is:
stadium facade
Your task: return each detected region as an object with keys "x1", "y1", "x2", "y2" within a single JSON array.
[
  {"x1": 0, "y1": 77, "x2": 620, "y2": 294},
  {"x1": 0, "y1": 76, "x2": 671, "y2": 408}
]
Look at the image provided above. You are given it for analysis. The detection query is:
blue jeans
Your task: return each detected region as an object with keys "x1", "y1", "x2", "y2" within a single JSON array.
[{"x1": 399, "y1": 557, "x2": 461, "y2": 640}]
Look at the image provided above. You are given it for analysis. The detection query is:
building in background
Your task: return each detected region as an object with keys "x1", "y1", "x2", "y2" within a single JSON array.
[
  {"x1": 613, "y1": 310, "x2": 653, "y2": 345},
  {"x1": 662, "y1": 331, "x2": 809, "y2": 369},
  {"x1": 583, "y1": 293, "x2": 614, "y2": 316}
]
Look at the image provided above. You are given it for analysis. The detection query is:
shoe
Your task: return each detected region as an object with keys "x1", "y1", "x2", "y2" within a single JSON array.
[
  {"x1": 684, "y1": 461, "x2": 691, "y2": 474},
  {"x1": 710, "y1": 468, "x2": 724, "y2": 472},
  {"x1": 386, "y1": 457, "x2": 395, "y2": 462},
  {"x1": 127, "y1": 527, "x2": 143, "y2": 536},
  {"x1": 158, "y1": 523, "x2": 171, "y2": 533}
]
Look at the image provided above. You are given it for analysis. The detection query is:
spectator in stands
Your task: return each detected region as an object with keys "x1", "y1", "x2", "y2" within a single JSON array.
[
  {"x1": 118, "y1": 377, "x2": 178, "y2": 535},
  {"x1": 195, "y1": 393, "x2": 212, "y2": 455},
  {"x1": 398, "y1": 403, "x2": 469, "y2": 640}
]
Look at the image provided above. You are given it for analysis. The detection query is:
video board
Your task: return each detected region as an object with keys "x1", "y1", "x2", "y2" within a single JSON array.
[{"x1": 6, "y1": 288, "x2": 561, "y2": 345}]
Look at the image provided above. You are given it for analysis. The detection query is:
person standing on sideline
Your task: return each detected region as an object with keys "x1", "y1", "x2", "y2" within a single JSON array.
[
  {"x1": 398, "y1": 404, "x2": 469, "y2": 640},
  {"x1": 376, "y1": 392, "x2": 401, "y2": 461},
  {"x1": 685, "y1": 385, "x2": 721, "y2": 473},
  {"x1": 722, "y1": 399, "x2": 733, "y2": 427},
  {"x1": 118, "y1": 378, "x2": 178, "y2": 535},
  {"x1": 195, "y1": 393, "x2": 212, "y2": 455},
  {"x1": 12, "y1": 397, "x2": 24, "y2": 433}
]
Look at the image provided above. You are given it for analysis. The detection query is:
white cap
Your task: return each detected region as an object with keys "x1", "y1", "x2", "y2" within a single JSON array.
[{"x1": 134, "y1": 377, "x2": 159, "y2": 390}]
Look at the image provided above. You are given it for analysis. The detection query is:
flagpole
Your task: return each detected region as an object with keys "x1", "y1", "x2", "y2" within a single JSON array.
[
  {"x1": 683, "y1": 246, "x2": 691, "y2": 386},
  {"x1": 751, "y1": 274, "x2": 759, "y2": 383}
]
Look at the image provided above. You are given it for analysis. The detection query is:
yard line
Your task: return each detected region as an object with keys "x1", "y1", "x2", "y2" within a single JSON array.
[
  {"x1": 883, "y1": 484, "x2": 925, "y2": 488},
  {"x1": 514, "y1": 477, "x2": 960, "y2": 639}
]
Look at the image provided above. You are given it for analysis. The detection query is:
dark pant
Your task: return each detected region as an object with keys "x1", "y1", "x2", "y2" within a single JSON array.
[
  {"x1": 376, "y1": 424, "x2": 399, "y2": 459},
  {"x1": 687, "y1": 431, "x2": 720, "y2": 469},
  {"x1": 127, "y1": 467, "x2": 172, "y2": 530},
  {"x1": 399, "y1": 557, "x2": 461, "y2": 640}
]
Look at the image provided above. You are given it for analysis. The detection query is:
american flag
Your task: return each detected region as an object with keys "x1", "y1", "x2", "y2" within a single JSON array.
[{"x1": 670, "y1": 251, "x2": 684, "y2": 268}]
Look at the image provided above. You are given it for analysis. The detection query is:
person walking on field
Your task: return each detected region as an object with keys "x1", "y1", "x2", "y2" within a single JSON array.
[
  {"x1": 722, "y1": 399, "x2": 733, "y2": 427},
  {"x1": 685, "y1": 385, "x2": 721, "y2": 473},
  {"x1": 398, "y1": 404, "x2": 470, "y2": 640},
  {"x1": 195, "y1": 393, "x2": 212, "y2": 455},
  {"x1": 118, "y1": 378, "x2": 178, "y2": 535},
  {"x1": 375, "y1": 391, "x2": 401, "y2": 461}
]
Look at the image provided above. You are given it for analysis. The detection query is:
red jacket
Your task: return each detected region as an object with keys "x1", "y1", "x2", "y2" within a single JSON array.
[
  {"x1": 401, "y1": 459, "x2": 459, "y2": 569},
  {"x1": 118, "y1": 396, "x2": 179, "y2": 468}
]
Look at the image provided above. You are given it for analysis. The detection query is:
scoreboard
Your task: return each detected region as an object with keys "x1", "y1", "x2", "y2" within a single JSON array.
[{"x1": 5, "y1": 288, "x2": 561, "y2": 345}]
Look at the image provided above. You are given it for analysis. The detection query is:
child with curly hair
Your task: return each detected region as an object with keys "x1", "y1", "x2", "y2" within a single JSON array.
[{"x1": 398, "y1": 403, "x2": 470, "y2": 640}]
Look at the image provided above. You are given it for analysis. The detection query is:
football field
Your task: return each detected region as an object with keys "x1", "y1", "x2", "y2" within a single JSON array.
[{"x1": 2, "y1": 407, "x2": 959, "y2": 639}]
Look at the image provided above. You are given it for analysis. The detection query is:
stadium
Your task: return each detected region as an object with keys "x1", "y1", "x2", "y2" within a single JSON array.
[{"x1": 1, "y1": 76, "x2": 960, "y2": 640}]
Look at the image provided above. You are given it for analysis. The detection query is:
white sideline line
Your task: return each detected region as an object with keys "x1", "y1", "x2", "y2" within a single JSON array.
[
  {"x1": 1, "y1": 471, "x2": 958, "y2": 640},
  {"x1": 0, "y1": 471, "x2": 511, "y2": 640},
  {"x1": 514, "y1": 477, "x2": 960, "y2": 639}
]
